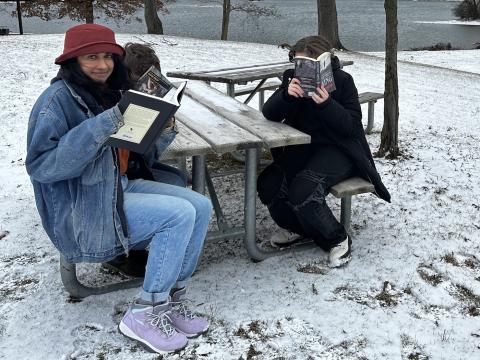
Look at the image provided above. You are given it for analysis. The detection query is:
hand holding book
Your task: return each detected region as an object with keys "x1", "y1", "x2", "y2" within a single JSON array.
[
  {"x1": 287, "y1": 78, "x2": 304, "y2": 98},
  {"x1": 105, "y1": 70, "x2": 186, "y2": 154},
  {"x1": 293, "y1": 52, "x2": 336, "y2": 97},
  {"x1": 287, "y1": 78, "x2": 329, "y2": 104},
  {"x1": 311, "y1": 85, "x2": 330, "y2": 105}
]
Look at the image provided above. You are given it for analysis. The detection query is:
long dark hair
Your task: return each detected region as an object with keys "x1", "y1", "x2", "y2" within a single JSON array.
[{"x1": 59, "y1": 54, "x2": 132, "y2": 109}]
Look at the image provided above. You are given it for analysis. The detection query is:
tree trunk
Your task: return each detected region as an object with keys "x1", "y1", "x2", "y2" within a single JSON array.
[
  {"x1": 317, "y1": 0, "x2": 344, "y2": 49},
  {"x1": 145, "y1": 0, "x2": 163, "y2": 34},
  {"x1": 85, "y1": 1, "x2": 94, "y2": 23},
  {"x1": 377, "y1": 0, "x2": 399, "y2": 158},
  {"x1": 221, "y1": 0, "x2": 231, "y2": 40}
]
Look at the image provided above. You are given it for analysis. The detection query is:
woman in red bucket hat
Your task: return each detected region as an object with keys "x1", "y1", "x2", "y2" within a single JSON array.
[
  {"x1": 54, "y1": 24, "x2": 125, "y2": 64},
  {"x1": 26, "y1": 24, "x2": 213, "y2": 354}
]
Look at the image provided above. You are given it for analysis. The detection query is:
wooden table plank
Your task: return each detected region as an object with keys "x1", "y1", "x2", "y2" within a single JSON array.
[
  {"x1": 168, "y1": 63, "x2": 292, "y2": 84},
  {"x1": 184, "y1": 81, "x2": 311, "y2": 149},
  {"x1": 175, "y1": 93, "x2": 263, "y2": 154},
  {"x1": 167, "y1": 60, "x2": 353, "y2": 84},
  {"x1": 159, "y1": 121, "x2": 212, "y2": 160}
]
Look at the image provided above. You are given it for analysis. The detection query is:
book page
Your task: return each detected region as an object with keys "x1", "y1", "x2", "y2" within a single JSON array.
[
  {"x1": 110, "y1": 104, "x2": 159, "y2": 144},
  {"x1": 163, "y1": 81, "x2": 187, "y2": 106}
]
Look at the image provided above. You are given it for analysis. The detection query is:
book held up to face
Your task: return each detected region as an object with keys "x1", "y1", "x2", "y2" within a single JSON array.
[
  {"x1": 105, "y1": 66, "x2": 186, "y2": 154},
  {"x1": 293, "y1": 52, "x2": 336, "y2": 97}
]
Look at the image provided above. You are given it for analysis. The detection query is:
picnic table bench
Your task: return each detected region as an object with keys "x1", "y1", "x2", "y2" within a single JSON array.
[{"x1": 60, "y1": 80, "x2": 376, "y2": 298}]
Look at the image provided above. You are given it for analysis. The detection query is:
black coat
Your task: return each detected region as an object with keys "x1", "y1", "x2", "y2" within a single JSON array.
[{"x1": 262, "y1": 57, "x2": 391, "y2": 202}]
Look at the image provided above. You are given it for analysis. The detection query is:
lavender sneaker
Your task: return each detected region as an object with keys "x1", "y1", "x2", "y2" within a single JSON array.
[
  {"x1": 119, "y1": 301, "x2": 188, "y2": 354},
  {"x1": 169, "y1": 288, "x2": 209, "y2": 338}
]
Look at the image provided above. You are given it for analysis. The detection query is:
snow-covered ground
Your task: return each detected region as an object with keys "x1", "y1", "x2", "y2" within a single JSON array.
[
  {"x1": 0, "y1": 34, "x2": 479, "y2": 359},
  {"x1": 364, "y1": 49, "x2": 479, "y2": 74},
  {"x1": 414, "y1": 20, "x2": 480, "y2": 26}
]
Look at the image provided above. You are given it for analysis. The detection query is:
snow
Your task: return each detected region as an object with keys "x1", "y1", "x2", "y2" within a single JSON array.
[
  {"x1": 414, "y1": 20, "x2": 480, "y2": 26},
  {"x1": 364, "y1": 50, "x2": 480, "y2": 74},
  {"x1": 1, "y1": 33, "x2": 480, "y2": 359}
]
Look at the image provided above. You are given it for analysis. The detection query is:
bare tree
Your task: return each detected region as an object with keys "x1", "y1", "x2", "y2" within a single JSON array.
[
  {"x1": 377, "y1": 0, "x2": 399, "y2": 158},
  {"x1": 317, "y1": 0, "x2": 344, "y2": 49},
  {"x1": 145, "y1": 0, "x2": 162, "y2": 34},
  {"x1": 15, "y1": 0, "x2": 173, "y2": 26},
  {"x1": 218, "y1": 0, "x2": 278, "y2": 40}
]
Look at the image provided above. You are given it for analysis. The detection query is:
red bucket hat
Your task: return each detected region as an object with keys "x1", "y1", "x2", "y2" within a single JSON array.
[{"x1": 55, "y1": 24, "x2": 125, "y2": 64}]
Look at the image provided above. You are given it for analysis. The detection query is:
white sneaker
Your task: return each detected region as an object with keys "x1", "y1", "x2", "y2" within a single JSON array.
[
  {"x1": 269, "y1": 230, "x2": 301, "y2": 248},
  {"x1": 328, "y1": 236, "x2": 352, "y2": 268}
]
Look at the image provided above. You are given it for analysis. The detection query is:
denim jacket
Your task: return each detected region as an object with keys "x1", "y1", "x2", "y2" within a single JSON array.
[{"x1": 26, "y1": 80, "x2": 128, "y2": 263}]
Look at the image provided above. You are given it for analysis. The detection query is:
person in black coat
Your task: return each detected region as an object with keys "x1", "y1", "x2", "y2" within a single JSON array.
[{"x1": 257, "y1": 35, "x2": 390, "y2": 267}]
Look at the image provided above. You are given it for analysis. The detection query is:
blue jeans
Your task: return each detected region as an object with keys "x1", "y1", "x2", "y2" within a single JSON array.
[
  {"x1": 122, "y1": 176, "x2": 212, "y2": 303},
  {"x1": 150, "y1": 162, "x2": 187, "y2": 187}
]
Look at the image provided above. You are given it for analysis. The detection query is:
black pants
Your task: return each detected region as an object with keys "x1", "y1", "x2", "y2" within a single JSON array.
[{"x1": 257, "y1": 144, "x2": 355, "y2": 250}]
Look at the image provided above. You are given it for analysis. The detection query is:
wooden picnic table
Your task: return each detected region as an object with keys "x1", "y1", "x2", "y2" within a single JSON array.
[
  {"x1": 60, "y1": 78, "x2": 378, "y2": 299},
  {"x1": 162, "y1": 80, "x2": 311, "y2": 261},
  {"x1": 167, "y1": 60, "x2": 354, "y2": 101}
]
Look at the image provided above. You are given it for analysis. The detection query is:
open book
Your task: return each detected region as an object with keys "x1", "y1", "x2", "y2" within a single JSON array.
[
  {"x1": 106, "y1": 68, "x2": 186, "y2": 154},
  {"x1": 293, "y1": 52, "x2": 336, "y2": 97}
]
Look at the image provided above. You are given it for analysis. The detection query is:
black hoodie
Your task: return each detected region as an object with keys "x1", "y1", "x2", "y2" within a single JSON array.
[{"x1": 262, "y1": 56, "x2": 391, "y2": 202}]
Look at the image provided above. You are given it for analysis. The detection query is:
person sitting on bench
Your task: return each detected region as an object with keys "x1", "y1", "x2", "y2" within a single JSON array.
[
  {"x1": 103, "y1": 42, "x2": 188, "y2": 278},
  {"x1": 26, "y1": 24, "x2": 212, "y2": 354},
  {"x1": 257, "y1": 35, "x2": 390, "y2": 267}
]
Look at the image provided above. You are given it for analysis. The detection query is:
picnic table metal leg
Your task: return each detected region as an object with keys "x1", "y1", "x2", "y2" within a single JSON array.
[
  {"x1": 59, "y1": 255, "x2": 143, "y2": 299},
  {"x1": 227, "y1": 83, "x2": 235, "y2": 97},
  {"x1": 205, "y1": 167, "x2": 229, "y2": 231},
  {"x1": 177, "y1": 157, "x2": 187, "y2": 176},
  {"x1": 258, "y1": 90, "x2": 265, "y2": 110},
  {"x1": 192, "y1": 155, "x2": 206, "y2": 194},
  {"x1": 244, "y1": 148, "x2": 271, "y2": 261},
  {"x1": 340, "y1": 196, "x2": 352, "y2": 232},
  {"x1": 243, "y1": 79, "x2": 267, "y2": 105},
  {"x1": 365, "y1": 100, "x2": 376, "y2": 134}
]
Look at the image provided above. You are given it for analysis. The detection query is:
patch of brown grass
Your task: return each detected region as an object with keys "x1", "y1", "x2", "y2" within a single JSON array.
[
  {"x1": 246, "y1": 344, "x2": 262, "y2": 359},
  {"x1": 297, "y1": 263, "x2": 328, "y2": 275},
  {"x1": 417, "y1": 267, "x2": 443, "y2": 286},
  {"x1": 441, "y1": 253, "x2": 459, "y2": 266}
]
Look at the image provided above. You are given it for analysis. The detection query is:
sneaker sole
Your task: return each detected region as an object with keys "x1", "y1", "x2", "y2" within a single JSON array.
[
  {"x1": 328, "y1": 254, "x2": 351, "y2": 268},
  {"x1": 118, "y1": 322, "x2": 187, "y2": 354},
  {"x1": 271, "y1": 235, "x2": 310, "y2": 248}
]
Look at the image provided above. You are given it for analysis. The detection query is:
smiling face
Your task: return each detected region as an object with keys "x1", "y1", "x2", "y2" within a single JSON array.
[{"x1": 77, "y1": 52, "x2": 114, "y2": 83}]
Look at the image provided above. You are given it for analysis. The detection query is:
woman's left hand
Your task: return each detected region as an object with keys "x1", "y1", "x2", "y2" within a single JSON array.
[{"x1": 311, "y1": 85, "x2": 329, "y2": 105}]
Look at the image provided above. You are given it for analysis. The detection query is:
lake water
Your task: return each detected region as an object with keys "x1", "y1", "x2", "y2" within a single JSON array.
[{"x1": 0, "y1": 0, "x2": 479, "y2": 51}]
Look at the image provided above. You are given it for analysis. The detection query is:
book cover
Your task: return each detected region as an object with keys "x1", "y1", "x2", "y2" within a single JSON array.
[
  {"x1": 135, "y1": 65, "x2": 173, "y2": 98},
  {"x1": 105, "y1": 82, "x2": 186, "y2": 154},
  {"x1": 293, "y1": 52, "x2": 336, "y2": 97}
]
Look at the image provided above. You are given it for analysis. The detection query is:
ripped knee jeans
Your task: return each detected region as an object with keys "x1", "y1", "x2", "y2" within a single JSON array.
[
  {"x1": 288, "y1": 170, "x2": 347, "y2": 249},
  {"x1": 258, "y1": 164, "x2": 347, "y2": 249}
]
